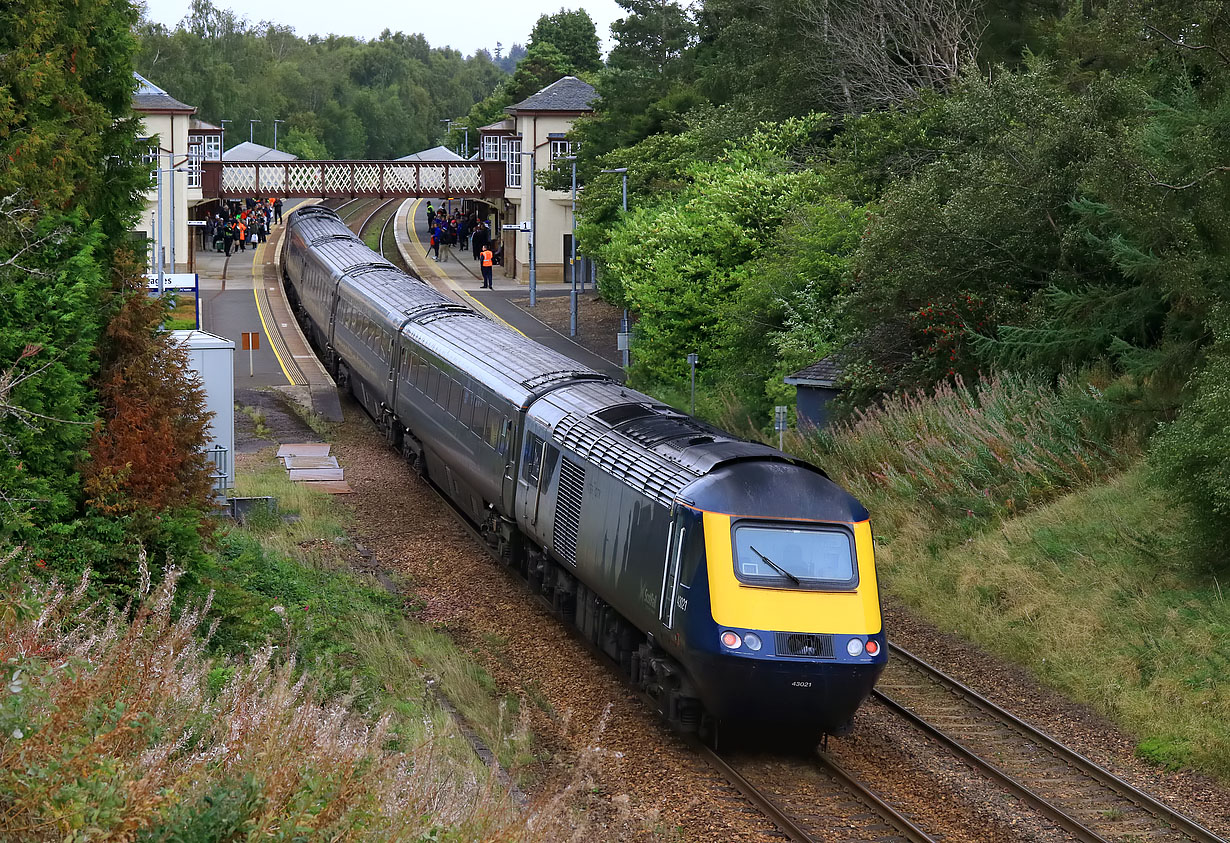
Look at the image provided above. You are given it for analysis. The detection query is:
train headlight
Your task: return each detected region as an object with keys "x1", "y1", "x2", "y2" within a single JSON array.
[
  {"x1": 743, "y1": 633, "x2": 762, "y2": 651},
  {"x1": 865, "y1": 639, "x2": 880, "y2": 656},
  {"x1": 846, "y1": 638, "x2": 864, "y2": 657},
  {"x1": 720, "y1": 630, "x2": 741, "y2": 649}
]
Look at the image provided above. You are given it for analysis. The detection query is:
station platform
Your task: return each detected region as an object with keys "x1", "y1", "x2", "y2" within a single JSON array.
[
  {"x1": 393, "y1": 199, "x2": 626, "y2": 382},
  {"x1": 195, "y1": 203, "x2": 343, "y2": 422}
]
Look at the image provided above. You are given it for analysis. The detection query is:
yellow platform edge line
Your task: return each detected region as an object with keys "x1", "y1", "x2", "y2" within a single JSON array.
[
  {"x1": 407, "y1": 198, "x2": 525, "y2": 337},
  {"x1": 251, "y1": 242, "x2": 299, "y2": 386}
]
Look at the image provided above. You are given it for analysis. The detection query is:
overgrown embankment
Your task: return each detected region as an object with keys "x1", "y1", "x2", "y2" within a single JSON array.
[
  {"x1": 0, "y1": 455, "x2": 543, "y2": 840},
  {"x1": 792, "y1": 375, "x2": 1230, "y2": 779}
]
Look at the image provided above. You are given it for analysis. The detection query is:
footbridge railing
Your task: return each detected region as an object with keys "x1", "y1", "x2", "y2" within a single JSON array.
[{"x1": 201, "y1": 160, "x2": 506, "y2": 200}]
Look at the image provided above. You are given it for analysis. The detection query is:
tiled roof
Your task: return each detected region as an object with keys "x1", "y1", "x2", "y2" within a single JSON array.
[
  {"x1": 190, "y1": 117, "x2": 221, "y2": 131},
  {"x1": 507, "y1": 76, "x2": 597, "y2": 113},
  {"x1": 396, "y1": 145, "x2": 466, "y2": 162},
  {"x1": 132, "y1": 72, "x2": 195, "y2": 113},
  {"x1": 221, "y1": 141, "x2": 297, "y2": 162},
  {"x1": 784, "y1": 355, "x2": 848, "y2": 388},
  {"x1": 480, "y1": 118, "x2": 515, "y2": 132}
]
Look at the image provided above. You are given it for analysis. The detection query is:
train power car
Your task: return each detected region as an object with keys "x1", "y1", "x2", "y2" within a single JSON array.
[{"x1": 282, "y1": 205, "x2": 887, "y2": 742}]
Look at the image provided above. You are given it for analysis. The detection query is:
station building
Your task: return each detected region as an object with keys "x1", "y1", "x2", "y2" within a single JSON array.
[
  {"x1": 479, "y1": 76, "x2": 597, "y2": 282},
  {"x1": 131, "y1": 72, "x2": 220, "y2": 273}
]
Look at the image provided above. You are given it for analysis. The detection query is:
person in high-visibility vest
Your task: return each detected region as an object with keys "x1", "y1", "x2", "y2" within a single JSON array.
[{"x1": 480, "y1": 244, "x2": 494, "y2": 288}]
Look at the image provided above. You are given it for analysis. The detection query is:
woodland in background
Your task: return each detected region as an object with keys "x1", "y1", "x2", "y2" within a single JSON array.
[
  {"x1": 553, "y1": 0, "x2": 1230, "y2": 561},
  {"x1": 138, "y1": 0, "x2": 523, "y2": 159}
]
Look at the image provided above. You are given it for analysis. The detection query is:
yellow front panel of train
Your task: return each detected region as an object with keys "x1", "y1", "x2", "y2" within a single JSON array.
[{"x1": 704, "y1": 511, "x2": 882, "y2": 634}]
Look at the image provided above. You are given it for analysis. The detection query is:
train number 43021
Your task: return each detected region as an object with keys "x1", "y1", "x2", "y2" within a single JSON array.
[{"x1": 791, "y1": 681, "x2": 813, "y2": 688}]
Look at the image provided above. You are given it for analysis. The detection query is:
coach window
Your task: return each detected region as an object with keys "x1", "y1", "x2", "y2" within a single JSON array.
[
  {"x1": 427, "y1": 367, "x2": 440, "y2": 402},
  {"x1": 459, "y1": 390, "x2": 472, "y2": 427},
  {"x1": 522, "y1": 434, "x2": 544, "y2": 484},
  {"x1": 485, "y1": 409, "x2": 501, "y2": 449},
  {"x1": 448, "y1": 381, "x2": 463, "y2": 418}
]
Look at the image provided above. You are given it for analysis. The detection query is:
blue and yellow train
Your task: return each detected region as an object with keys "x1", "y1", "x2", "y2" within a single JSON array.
[{"x1": 282, "y1": 205, "x2": 886, "y2": 743}]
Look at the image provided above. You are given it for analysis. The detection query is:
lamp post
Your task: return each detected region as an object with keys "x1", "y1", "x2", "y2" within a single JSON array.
[
  {"x1": 249, "y1": 119, "x2": 260, "y2": 144},
  {"x1": 561, "y1": 155, "x2": 578, "y2": 336},
  {"x1": 273, "y1": 118, "x2": 285, "y2": 151},
  {"x1": 687, "y1": 353, "x2": 699, "y2": 415},
  {"x1": 152, "y1": 154, "x2": 189, "y2": 293},
  {"x1": 601, "y1": 167, "x2": 630, "y2": 368},
  {"x1": 220, "y1": 118, "x2": 231, "y2": 155},
  {"x1": 520, "y1": 149, "x2": 537, "y2": 307}
]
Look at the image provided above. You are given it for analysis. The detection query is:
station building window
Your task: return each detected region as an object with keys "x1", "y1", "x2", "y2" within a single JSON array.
[
  {"x1": 505, "y1": 138, "x2": 522, "y2": 188},
  {"x1": 482, "y1": 135, "x2": 499, "y2": 161}
]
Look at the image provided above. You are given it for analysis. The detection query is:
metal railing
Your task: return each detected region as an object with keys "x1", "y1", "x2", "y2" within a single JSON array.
[
  {"x1": 201, "y1": 160, "x2": 506, "y2": 200},
  {"x1": 206, "y1": 444, "x2": 230, "y2": 497}
]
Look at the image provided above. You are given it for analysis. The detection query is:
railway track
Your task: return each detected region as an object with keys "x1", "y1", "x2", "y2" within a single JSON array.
[
  {"x1": 343, "y1": 401, "x2": 946, "y2": 841},
  {"x1": 314, "y1": 211, "x2": 1225, "y2": 841},
  {"x1": 875, "y1": 644, "x2": 1226, "y2": 843},
  {"x1": 702, "y1": 743, "x2": 938, "y2": 843}
]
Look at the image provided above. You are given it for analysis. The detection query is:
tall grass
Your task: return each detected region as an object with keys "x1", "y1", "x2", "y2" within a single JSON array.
[
  {"x1": 792, "y1": 374, "x2": 1137, "y2": 538},
  {"x1": 0, "y1": 556, "x2": 520, "y2": 840}
]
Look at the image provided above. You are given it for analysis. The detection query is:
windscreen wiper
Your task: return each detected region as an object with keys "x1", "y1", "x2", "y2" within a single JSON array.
[{"x1": 749, "y1": 545, "x2": 801, "y2": 585}]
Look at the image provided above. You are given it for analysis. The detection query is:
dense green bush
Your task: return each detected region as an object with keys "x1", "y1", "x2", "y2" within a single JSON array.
[{"x1": 1151, "y1": 344, "x2": 1230, "y2": 567}]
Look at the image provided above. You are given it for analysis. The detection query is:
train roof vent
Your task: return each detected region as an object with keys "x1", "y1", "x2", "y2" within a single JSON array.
[
  {"x1": 593, "y1": 403, "x2": 654, "y2": 427},
  {"x1": 308, "y1": 233, "x2": 356, "y2": 246}
]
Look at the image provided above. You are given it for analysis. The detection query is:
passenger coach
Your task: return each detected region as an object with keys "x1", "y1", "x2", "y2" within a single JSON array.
[{"x1": 282, "y1": 205, "x2": 887, "y2": 742}]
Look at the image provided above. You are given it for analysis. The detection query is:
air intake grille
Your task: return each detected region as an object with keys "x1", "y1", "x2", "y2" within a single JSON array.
[
  {"x1": 552, "y1": 458, "x2": 585, "y2": 566},
  {"x1": 775, "y1": 633, "x2": 835, "y2": 659}
]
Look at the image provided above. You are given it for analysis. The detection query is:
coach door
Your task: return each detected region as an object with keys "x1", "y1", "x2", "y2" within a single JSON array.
[
  {"x1": 517, "y1": 432, "x2": 558, "y2": 535},
  {"x1": 659, "y1": 513, "x2": 685, "y2": 629}
]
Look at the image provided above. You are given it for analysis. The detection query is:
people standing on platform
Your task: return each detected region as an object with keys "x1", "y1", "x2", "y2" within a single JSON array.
[
  {"x1": 236, "y1": 218, "x2": 247, "y2": 252},
  {"x1": 472, "y1": 220, "x2": 487, "y2": 261},
  {"x1": 430, "y1": 225, "x2": 441, "y2": 261},
  {"x1": 457, "y1": 216, "x2": 469, "y2": 251},
  {"x1": 480, "y1": 244, "x2": 494, "y2": 288},
  {"x1": 223, "y1": 218, "x2": 235, "y2": 256},
  {"x1": 439, "y1": 219, "x2": 453, "y2": 263},
  {"x1": 492, "y1": 239, "x2": 504, "y2": 266},
  {"x1": 274, "y1": 197, "x2": 283, "y2": 224},
  {"x1": 257, "y1": 209, "x2": 268, "y2": 243}
]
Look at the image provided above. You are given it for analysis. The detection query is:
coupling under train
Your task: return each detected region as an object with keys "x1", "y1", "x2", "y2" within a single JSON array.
[{"x1": 281, "y1": 205, "x2": 887, "y2": 742}]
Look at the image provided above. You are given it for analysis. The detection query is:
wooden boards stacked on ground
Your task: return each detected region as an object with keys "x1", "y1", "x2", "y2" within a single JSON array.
[{"x1": 277, "y1": 443, "x2": 352, "y2": 494}]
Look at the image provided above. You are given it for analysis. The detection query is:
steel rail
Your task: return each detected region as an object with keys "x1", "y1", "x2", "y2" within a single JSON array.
[
  {"x1": 348, "y1": 414, "x2": 927, "y2": 843},
  {"x1": 879, "y1": 644, "x2": 1226, "y2": 843},
  {"x1": 358, "y1": 198, "x2": 397, "y2": 242},
  {"x1": 814, "y1": 750, "x2": 938, "y2": 843},
  {"x1": 686, "y1": 740, "x2": 819, "y2": 843}
]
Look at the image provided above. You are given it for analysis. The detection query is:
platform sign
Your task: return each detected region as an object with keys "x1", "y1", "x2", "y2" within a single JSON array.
[
  {"x1": 241, "y1": 332, "x2": 260, "y2": 377},
  {"x1": 187, "y1": 220, "x2": 207, "y2": 226},
  {"x1": 775, "y1": 405, "x2": 788, "y2": 450},
  {"x1": 146, "y1": 273, "x2": 200, "y2": 330}
]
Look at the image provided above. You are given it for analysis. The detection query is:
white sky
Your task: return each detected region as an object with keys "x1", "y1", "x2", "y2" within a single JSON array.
[{"x1": 138, "y1": 0, "x2": 627, "y2": 57}]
